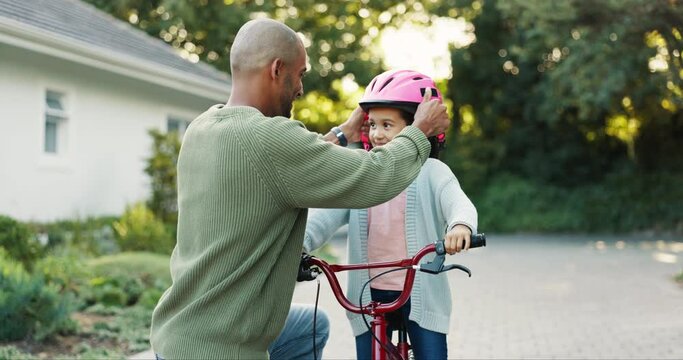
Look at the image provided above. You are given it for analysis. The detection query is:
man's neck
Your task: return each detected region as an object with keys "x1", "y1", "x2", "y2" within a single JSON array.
[
  {"x1": 228, "y1": 95, "x2": 276, "y2": 117},
  {"x1": 227, "y1": 75, "x2": 275, "y2": 116}
]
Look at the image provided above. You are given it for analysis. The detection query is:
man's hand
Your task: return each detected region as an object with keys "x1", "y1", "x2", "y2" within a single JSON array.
[
  {"x1": 444, "y1": 224, "x2": 472, "y2": 255},
  {"x1": 338, "y1": 107, "x2": 366, "y2": 143},
  {"x1": 412, "y1": 89, "x2": 449, "y2": 138}
]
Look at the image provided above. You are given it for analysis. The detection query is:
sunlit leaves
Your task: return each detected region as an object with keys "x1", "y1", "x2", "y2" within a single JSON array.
[
  {"x1": 447, "y1": 0, "x2": 683, "y2": 187},
  {"x1": 292, "y1": 77, "x2": 365, "y2": 133}
]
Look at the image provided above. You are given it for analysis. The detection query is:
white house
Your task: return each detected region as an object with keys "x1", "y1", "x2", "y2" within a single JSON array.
[{"x1": 0, "y1": 0, "x2": 231, "y2": 221}]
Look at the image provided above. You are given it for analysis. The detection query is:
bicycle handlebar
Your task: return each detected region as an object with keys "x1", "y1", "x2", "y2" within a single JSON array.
[
  {"x1": 298, "y1": 233, "x2": 486, "y2": 316},
  {"x1": 434, "y1": 233, "x2": 486, "y2": 255}
]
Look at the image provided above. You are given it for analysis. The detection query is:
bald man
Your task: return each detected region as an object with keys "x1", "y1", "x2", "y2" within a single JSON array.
[{"x1": 150, "y1": 19, "x2": 450, "y2": 359}]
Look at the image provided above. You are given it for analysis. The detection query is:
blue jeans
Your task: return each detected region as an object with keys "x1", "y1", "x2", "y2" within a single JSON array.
[
  {"x1": 269, "y1": 304, "x2": 330, "y2": 360},
  {"x1": 355, "y1": 289, "x2": 447, "y2": 360},
  {"x1": 155, "y1": 304, "x2": 329, "y2": 360}
]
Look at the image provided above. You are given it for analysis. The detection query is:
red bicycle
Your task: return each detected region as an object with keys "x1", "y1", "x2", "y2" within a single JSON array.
[{"x1": 298, "y1": 234, "x2": 486, "y2": 360}]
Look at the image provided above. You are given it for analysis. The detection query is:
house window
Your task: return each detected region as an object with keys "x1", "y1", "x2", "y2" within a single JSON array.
[
  {"x1": 167, "y1": 116, "x2": 191, "y2": 140},
  {"x1": 44, "y1": 90, "x2": 68, "y2": 154}
]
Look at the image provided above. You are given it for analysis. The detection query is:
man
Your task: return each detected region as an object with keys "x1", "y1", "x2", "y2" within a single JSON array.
[{"x1": 150, "y1": 18, "x2": 449, "y2": 359}]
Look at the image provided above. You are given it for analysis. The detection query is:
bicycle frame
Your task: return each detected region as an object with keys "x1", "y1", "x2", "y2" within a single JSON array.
[
  {"x1": 308, "y1": 244, "x2": 436, "y2": 360},
  {"x1": 302, "y1": 236, "x2": 485, "y2": 360}
]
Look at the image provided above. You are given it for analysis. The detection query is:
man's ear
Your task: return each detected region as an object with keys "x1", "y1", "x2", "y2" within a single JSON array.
[{"x1": 270, "y1": 58, "x2": 283, "y2": 80}]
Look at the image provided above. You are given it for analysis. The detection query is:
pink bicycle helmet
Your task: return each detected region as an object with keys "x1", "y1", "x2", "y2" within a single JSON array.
[
  {"x1": 359, "y1": 69, "x2": 443, "y2": 114},
  {"x1": 359, "y1": 69, "x2": 446, "y2": 155}
]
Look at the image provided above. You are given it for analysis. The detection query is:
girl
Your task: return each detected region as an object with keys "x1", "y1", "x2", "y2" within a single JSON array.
[{"x1": 304, "y1": 69, "x2": 478, "y2": 359}]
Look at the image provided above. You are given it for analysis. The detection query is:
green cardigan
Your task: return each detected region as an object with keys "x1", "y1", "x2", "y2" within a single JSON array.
[{"x1": 150, "y1": 105, "x2": 431, "y2": 359}]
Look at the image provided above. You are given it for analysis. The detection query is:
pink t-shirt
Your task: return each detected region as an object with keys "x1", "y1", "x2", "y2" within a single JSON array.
[{"x1": 367, "y1": 191, "x2": 408, "y2": 291}]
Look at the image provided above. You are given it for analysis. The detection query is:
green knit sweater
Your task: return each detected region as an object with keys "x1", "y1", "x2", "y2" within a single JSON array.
[{"x1": 150, "y1": 105, "x2": 431, "y2": 359}]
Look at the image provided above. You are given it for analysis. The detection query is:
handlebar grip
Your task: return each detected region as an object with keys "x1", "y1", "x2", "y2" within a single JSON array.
[
  {"x1": 297, "y1": 253, "x2": 318, "y2": 282},
  {"x1": 471, "y1": 233, "x2": 487, "y2": 248},
  {"x1": 435, "y1": 233, "x2": 486, "y2": 255}
]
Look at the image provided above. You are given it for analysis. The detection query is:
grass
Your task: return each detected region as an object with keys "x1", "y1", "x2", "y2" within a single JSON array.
[{"x1": 88, "y1": 251, "x2": 171, "y2": 284}]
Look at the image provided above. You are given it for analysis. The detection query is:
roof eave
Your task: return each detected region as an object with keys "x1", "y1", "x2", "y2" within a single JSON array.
[{"x1": 0, "y1": 16, "x2": 230, "y2": 102}]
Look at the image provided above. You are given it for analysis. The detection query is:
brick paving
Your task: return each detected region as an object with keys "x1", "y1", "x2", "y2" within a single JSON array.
[{"x1": 132, "y1": 234, "x2": 683, "y2": 359}]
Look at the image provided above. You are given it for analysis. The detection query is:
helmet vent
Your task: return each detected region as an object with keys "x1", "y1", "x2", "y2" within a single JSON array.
[
  {"x1": 413, "y1": 77, "x2": 424, "y2": 80},
  {"x1": 378, "y1": 77, "x2": 394, "y2": 92},
  {"x1": 420, "y1": 88, "x2": 438, "y2": 97}
]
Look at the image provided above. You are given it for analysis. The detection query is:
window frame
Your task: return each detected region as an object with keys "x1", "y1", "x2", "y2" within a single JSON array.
[
  {"x1": 43, "y1": 89, "x2": 69, "y2": 155},
  {"x1": 167, "y1": 115, "x2": 192, "y2": 141}
]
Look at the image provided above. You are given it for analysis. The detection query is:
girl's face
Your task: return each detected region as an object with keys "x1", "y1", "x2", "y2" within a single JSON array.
[{"x1": 367, "y1": 108, "x2": 409, "y2": 147}]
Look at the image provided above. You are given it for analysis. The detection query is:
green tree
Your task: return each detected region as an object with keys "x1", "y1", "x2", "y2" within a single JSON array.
[
  {"x1": 82, "y1": 0, "x2": 455, "y2": 131},
  {"x1": 445, "y1": 0, "x2": 683, "y2": 190},
  {"x1": 144, "y1": 129, "x2": 181, "y2": 226},
  {"x1": 82, "y1": 0, "x2": 389, "y2": 96}
]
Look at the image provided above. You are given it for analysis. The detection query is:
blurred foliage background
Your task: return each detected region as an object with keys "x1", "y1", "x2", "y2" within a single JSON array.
[{"x1": 82, "y1": 0, "x2": 683, "y2": 234}]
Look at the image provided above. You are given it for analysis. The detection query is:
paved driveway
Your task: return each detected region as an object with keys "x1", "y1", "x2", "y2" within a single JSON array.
[{"x1": 291, "y1": 234, "x2": 683, "y2": 359}]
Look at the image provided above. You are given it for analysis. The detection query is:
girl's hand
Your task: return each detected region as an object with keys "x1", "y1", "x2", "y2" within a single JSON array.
[{"x1": 444, "y1": 224, "x2": 472, "y2": 255}]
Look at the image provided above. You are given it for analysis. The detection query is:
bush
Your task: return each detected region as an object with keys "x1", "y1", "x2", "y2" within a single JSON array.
[
  {"x1": 82, "y1": 252, "x2": 171, "y2": 308},
  {"x1": 0, "y1": 249, "x2": 76, "y2": 341},
  {"x1": 29, "y1": 216, "x2": 119, "y2": 256},
  {"x1": 82, "y1": 275, "x2": 145, "y2": 307},
  {"x1": 137, "y1": 287, "x2": 165, "y2": 310},
  {"x1": 580, "y1": 172, "x2": 683, "y2": 233},
  {"x1": 0, "y1": 344, "x2": 125, "y2": 360},
  {"x1": 108, "y1": 305, "x2": 155, "y2": 353},
  {"x1": 0, "y1": 346, "x2": 38, "y2": 360},
  {"x1": 34, "y1": 253, "x2": 88, "y2": 296},
  {"x1": 84, "y1": 304, "x2": 153, "y2": 354},
  {"x1": 0, "y1": 215, "x2": 42, "y2": 270},
  {"x1": 474, "y1": 172, "x2": 683, "y2": 234},
  {"x1": 476, "y1": 174, "x2": 582, "y2": 233},
  {"x1": 113, "y1": 203, "x2": 174, "y2": 254}
]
